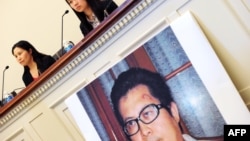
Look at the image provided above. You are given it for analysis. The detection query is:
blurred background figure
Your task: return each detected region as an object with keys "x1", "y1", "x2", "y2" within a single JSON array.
[{"x1": 65, "y1": 0, "x2": 118, "y2": 36}]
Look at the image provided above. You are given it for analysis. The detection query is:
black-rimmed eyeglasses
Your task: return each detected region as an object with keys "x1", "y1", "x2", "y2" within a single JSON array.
[{"x1": 123, "y1": 104, "x2": 163, "y2": 136}]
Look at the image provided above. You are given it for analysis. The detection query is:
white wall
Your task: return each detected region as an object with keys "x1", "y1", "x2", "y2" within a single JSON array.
[{"x1": 0, "y1": 0, "x2": 124, "y2": 96}]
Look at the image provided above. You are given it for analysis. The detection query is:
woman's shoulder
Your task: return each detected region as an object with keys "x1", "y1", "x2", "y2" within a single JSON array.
[
  {"x1": 41, "y1": 55, "x2": 56, "y2": 62},
  {"x1": 41, "y1": 54, "x2": 52, "y2": 59}
]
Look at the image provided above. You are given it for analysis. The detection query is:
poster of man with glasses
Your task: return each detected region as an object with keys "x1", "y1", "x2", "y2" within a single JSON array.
[{"x1": 65, "y1": 12, "x2": 250, "y2": 141}]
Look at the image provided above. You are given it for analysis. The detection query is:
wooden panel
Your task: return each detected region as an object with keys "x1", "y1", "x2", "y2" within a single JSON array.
[
  {"x1": 52, "y1": 101, "x2": 85, "y2": 141},
  {"x1": 4, "y1": 128, "x2": 32, "y2": 141},
  {"x1": 28, "y1": 111, "x2": 75, "y2": 141},
  {"x1": 227, "y1": 0, "x2": 250, "y2": 32}
]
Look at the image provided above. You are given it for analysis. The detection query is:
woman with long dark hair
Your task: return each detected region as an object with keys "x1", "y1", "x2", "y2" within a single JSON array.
[
  {"x1": 65, "y1": 0, "x2": 118, "y2": 36},
  {"x1": 12, "y1": 40, "x2": 56, "y2": 86}
]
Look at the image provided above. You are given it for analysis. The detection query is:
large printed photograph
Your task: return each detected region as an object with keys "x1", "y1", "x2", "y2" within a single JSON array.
[{"x1": 69, "y1": 12, "x2": 231, "y2": 141}]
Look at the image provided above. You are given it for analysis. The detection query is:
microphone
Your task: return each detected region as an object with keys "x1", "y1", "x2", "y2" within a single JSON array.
[
  {"x1": 63, "y1": 10, "x2": 69, "y2": 16},
  {"x1": 10, "y1": 87, "x2": 25, "y2": 97},
  {"x1": 1, "y1": 66, "x2": 9, "y2": 107},
  {"x1": 61, "y1": 10, "x2": 69, "y2": 56},
  {"x1": 104, "y1": 0, "x2": 112, "y2": 18}
]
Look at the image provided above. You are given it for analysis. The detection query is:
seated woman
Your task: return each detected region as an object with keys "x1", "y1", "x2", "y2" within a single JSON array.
[
  {"x1": 65, "y1": 0, "x2": 118, "y2": 36},
  {"x1": 12, "y1": 40, "x2": 56, "y2": 86}
]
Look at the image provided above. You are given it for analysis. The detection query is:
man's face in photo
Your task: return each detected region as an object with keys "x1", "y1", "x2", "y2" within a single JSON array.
[{"x1": 118, "y1": 84, "x2": 184, "y2": 141}]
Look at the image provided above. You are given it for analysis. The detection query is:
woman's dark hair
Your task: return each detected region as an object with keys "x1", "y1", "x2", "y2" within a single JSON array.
[
  {"x1": 110, "y1": 67, "x2": 174, "y2": 126},
  {"x1": 12, "y1": 40, "x2": 49, "y2": 70},
  {"x1": 12, "y1": 40, "x2": 46, "y2": 60}
]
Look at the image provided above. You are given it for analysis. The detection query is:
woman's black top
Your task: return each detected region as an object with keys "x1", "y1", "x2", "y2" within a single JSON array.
[
  {"x1": 22, "y1": 55, "x2": 56, "y2": 86},
  {"x1": 73, "y1": 0, "x2": 118, "y2": 36}
]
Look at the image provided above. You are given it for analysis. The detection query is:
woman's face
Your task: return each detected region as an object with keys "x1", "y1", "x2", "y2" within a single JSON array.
[
  {"x1": 13, "y1": 47, "x2": 33, "y2": 67},
  {"x1": 66, "y1": 0, "x2": 89, "y2": 12}
]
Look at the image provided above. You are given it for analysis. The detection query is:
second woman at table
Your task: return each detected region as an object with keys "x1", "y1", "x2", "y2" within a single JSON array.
[{"x1": 12, "y1": 40, "x2": 56, "y2": 86}]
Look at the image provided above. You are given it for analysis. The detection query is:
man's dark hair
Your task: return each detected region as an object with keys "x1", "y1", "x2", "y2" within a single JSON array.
[{"x1": 110, "y1": 67, "x2": 174, "y2": 126}]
